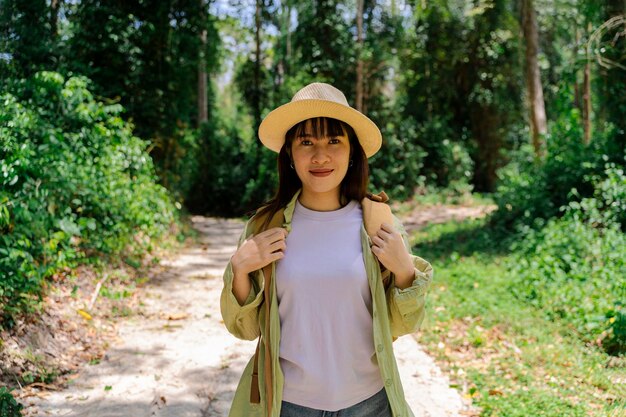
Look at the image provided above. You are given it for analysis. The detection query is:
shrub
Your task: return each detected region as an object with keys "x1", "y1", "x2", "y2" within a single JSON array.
[
  {"x1": 0, "y1": 71, "x2": 178, "y2": 327},
  {"x1": 506, "y1": 162, "x2": 626, "y2": 354},
  {"x1": 0, "y1": 387, "x2": 23, "y2": 417},
  {"x1": 490, "y1": 108, "x2": 619, "y2": 234}
]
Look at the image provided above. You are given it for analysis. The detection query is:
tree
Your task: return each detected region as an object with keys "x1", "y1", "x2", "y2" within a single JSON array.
[
  {"x1": 356, "y1": 0, "x2": 365, "y2": 112},
  {"x1": 0, "y1": 0, "x2": 59, "y2": 81},
  {"x1": 521, "y1": 0, "x2": 547, "y2": 158},
  {"x1": 198, "y1": 0, "x2": 209, "y2": 126},
  {"x1": 401, "y1": 0, "x2": 523, "y2": 192},
  {"x1": 595, "y1": 1, "x2": 626, "y2": 156}
]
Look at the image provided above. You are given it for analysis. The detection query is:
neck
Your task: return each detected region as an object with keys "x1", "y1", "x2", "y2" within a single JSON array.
[{"x1": 298, "y1": 188, "x2": 343, "y2": 211}]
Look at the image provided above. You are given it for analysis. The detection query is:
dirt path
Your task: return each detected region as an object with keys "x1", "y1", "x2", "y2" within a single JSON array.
[{"x1": 24, "y1": 213, "x2": 476, "y2": 417}]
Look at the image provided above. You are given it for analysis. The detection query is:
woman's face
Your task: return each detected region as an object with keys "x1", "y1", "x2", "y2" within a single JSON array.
[{"x1": 290, "y1": 120, "x2": 351, "y2": 199}]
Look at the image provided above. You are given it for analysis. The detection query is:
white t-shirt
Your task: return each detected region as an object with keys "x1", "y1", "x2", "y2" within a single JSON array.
[{"x1": 275, "y1": 198, "x2": 384, "y2": 411}]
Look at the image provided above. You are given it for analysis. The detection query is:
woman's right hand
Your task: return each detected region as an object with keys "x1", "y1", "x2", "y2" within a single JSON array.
[{"x1": 231, "y1": 227, "x2": 288, "y2": 276}]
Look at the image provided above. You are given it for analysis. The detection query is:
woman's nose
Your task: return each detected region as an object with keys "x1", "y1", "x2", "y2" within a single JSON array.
[{"x1": 311, "y1": 145, "x2": 330, "y2": 164}]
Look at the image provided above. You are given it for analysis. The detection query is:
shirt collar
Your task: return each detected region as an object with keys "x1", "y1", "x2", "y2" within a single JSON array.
[{"x1": 282, "y1": 188, "x2": 302, "y2": 232}]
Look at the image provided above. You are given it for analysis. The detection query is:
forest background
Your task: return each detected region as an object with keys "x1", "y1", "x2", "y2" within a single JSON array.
[{"x1": 0, "y1": 0, "x2": 625, "y2": 415}]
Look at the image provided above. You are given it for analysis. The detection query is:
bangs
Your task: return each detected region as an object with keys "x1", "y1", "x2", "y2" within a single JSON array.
[{"x1": 293, "y1": 117, "x2": 347, "y2": 139}]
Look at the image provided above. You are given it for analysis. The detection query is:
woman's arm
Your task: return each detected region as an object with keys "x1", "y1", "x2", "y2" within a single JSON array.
[
  {"x1": 219, "y1": 220, "x2": 264, "y2": 341},
  {"x1": 384, "y1": 215, "x2": 434, "y2": 338}
]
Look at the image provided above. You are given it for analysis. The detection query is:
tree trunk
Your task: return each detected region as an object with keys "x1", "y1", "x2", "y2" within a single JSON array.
[
  {"x1": 197, "y1": 0, "x2": 208, "y2": 127},
  {"x1": 582, "y1": 56, "x2": 591, "y2": 144},
  {"x1": 471, "y1": 105, "x2": 502, "y2": 192},
  {"x1": 355, "y1": 0, "x2": 364, "y2": 112},
  {"x1": 582, "y1": 22, "x2": 592, "y2": 145},
  {"x1": 254, "y1": 0, "x2": 262, "y2": 138},
  {"x1": 573, "y1": 27, "x2": 581, "y2": 112},
  {"x1": 522, "y1": 0, "x2": 547, "y2": 159},
  {"x1": 286, "y1": 3, "x2": 291, "y2": 75},
  {"x1": 50, "y1": 0, "x2": 60, "y2": 38},
  {"x1": 197, "y1": 28, "x2": 208, "y2": 126},
  {"x1": 277, "y1": 1, "x2": 292, "y2": 86}
]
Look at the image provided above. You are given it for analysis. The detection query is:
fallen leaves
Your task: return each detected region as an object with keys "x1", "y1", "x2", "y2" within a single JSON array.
[{"x1": 77, "y1": 309, "x2": 93, "y2": 321}]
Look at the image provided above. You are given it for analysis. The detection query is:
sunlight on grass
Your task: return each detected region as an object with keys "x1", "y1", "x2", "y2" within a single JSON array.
[{"x1": 411, "y1": 216, "x2": 626, "y2": 417}]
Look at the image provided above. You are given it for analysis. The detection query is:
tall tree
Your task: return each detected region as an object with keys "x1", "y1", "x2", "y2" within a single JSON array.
[
  {"x1": 582, "y1": 21, "x2": 592, "y2": 145},
  {"x1": 402, "y1": 0, "x2": 523, "y2": 192},
  {"x1": 0, "y1": 0, "x2": 58, "y2": 80},
  {"x1": 50, "y1": 0, "x2": 61, "y2": 39},
  {"x1": 356, "y1": 0, "x2": 365, "y2": 112},
  {"x1": 198, "y1": 0, "x2": 209, "y2": 126},
  {"x1": 521, "y1": 0, "x2": 547, "y2": 158},
  {"x1": 595, "y1": 1, "x2": 625, "y2": 156},
  {"x1": 292, "y1": 0, "x2": 355, "y2": 95},
  {"x1": 254, "y1": 0, "x2": 262, "y2": 135}
]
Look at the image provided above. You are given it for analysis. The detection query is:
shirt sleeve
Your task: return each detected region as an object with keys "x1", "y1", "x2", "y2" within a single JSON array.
[
  {"x1": 385, "y1": 214, "x2": 434, "y2": 339},
  {"x1": 219, "y1": 219, "x2": 265, "y2": 341}
]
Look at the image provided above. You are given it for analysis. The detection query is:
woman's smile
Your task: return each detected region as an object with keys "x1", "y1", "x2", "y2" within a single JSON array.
[{"x1": 309, "y1": 168, "x2": 334, "y2": 177}]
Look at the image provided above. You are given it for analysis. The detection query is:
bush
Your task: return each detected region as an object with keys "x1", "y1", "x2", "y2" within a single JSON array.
[
  {"x1": 490, "y1": 108, "x2": 619, "y2": 234},
  {"x1": 505, "y1": 162, "x2": 626, "y2": 354},
  {"x1": 370, "y1": 114, "x2": 473, "y2": 200},
  {"x1": 0, "y1": 71, "x2": 178, "y2": 328},
  {"x1": 0, "y1": 387, "x2": 23, "y2": 417}
]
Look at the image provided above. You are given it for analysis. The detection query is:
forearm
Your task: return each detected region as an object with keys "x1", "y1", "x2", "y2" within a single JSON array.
[
  {"x1": 231, "y1": 264, "x2": 253, "y2": 306},
  {"x1": 393, "y1": 267, "x2": 416, "y2": 290}
]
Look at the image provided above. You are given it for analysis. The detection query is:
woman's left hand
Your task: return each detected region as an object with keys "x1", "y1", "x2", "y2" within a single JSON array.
[{"x1": 371, "y1": 222, "x2": 415, "y2": 285}]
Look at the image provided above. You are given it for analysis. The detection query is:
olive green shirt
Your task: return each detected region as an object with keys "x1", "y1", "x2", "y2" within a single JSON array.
[{"x1": 220, "y1": 190, "x2": 434, "y2": 417}]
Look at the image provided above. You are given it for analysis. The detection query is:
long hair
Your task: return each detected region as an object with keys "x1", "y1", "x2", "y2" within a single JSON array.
[{"x1": 254, "y1": 117, "x2": 369, "y2": 232}]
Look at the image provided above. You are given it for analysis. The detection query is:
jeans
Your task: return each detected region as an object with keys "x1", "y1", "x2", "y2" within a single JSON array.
[{"x1": 279, "y1": 387, "x2": 392, "y2": 417}]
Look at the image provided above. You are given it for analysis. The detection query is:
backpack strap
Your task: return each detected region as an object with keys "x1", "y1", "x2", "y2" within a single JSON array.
[
  {"x1": 248, "y1": 207, "x2": 284, "y2": 412},
  {"x1": 361, "y1": 191, "x2": 394, "y2": 291}
]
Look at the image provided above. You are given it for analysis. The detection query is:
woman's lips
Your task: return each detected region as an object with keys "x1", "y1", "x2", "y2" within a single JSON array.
[{"x1": 309, "y1": 169, "x2": 334, "y2": 177}]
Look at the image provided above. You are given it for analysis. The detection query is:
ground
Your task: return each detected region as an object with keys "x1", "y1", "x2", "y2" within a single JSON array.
[{"x1": 3, "y1": 202, "x2": 494, "y2": 416}]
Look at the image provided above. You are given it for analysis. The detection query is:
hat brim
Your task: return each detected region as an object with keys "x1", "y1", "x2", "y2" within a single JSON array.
[{"x1": 258, "y1": 99, "x2": 382, "y2": 158}]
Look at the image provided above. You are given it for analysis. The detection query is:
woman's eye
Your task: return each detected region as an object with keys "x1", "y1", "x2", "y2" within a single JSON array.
[
  {"x1": 329, "y1": 138, "x2": 340, "y2": 144},
  {"x1": 300, "y1": 140, "x2": 312, "y2": 146}
]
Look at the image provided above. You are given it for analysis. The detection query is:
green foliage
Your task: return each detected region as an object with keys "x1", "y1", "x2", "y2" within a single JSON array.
[
  {"x1": 369, "y1": 116, "x2": 426, "y2": 199},
  {"x1": 0, "y1": 0, "x2": 59, "y2": 82},
  {"x1": 490, "y1": 108, "x2": 619, "y2": 234},
  {"x1": 506, "y1": 162, "x2": 626, "y2": 354},
  {"x1": 478, "y1": 386, "x2": 588, "y2": 417},
  {"x1": 2, "y1": 1, "x2": 224, "y2": 206},
  {"x1": 187, "y1": 118, "x2": 255, "y2": 216},
  {"x1": 415, "y1": 215, "x2": 624, "y2": 416},
  {"x1": 401, "y1": 0, "x2": 524, "y2": 192},
  {"x1": 0, "y1": 387, "x2": 23, "y2": 417},
  {"x1": 0, "y1": 71, "x2": 178, "y2": 328},
  {"x1": 291, "y1": 0, "x2": 356, "y2": 95}
]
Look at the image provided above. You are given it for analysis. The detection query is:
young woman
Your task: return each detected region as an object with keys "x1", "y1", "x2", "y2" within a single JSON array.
[{"x1": 220, "y1": 82, "x2": 433, "y2": 417}]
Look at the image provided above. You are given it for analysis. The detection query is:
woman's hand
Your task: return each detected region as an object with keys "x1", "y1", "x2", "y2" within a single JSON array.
[
  {"x1": 371, "y1": 222, "x2": 415, "y2": 288},
  {"x1": 231, "y1": 227, "x2": 288, "y2": 276}
]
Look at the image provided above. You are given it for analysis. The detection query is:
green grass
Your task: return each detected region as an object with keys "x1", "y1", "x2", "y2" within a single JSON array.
[{"x1": 410, "y1": 215, "x2": 626, "y2": 417}]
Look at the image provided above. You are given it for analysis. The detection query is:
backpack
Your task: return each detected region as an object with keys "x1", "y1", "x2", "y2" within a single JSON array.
[{"x1": 247, "y1": 191, "x2": 395, "y2": 410}]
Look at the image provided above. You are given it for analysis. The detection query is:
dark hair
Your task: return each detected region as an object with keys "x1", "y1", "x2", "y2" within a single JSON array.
[{"x1": 254, "y1": 117, "x2": 369, "y2": 232}]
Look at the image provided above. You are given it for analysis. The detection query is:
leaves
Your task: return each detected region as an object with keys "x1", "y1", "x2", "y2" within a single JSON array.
[
  {"x1": 76, "y1": 309, "x2": 92, "y2": 321},
  {"x1": 0, "y1": 73, "x2": 179, "y2": 329}
]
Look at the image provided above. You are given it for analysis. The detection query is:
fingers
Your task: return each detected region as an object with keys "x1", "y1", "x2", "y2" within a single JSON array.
[
  {"x1": 260, "y1": 227, "x2": 288, "y2": 242},
  {"x1": 267, "y1": 239, "x2": 287, "y2": 254},
  {"x1": 372, "y1": 235, "x2": 385, "y2": 248},
  {"x1": 268, "y1": 250, "x2": 285, "y2": 262},
  {"x1": 376, "y1": 225, "x2": 393, "y2": 240},
  {"x1": 258, "y1": 228, "x2": 287, "y2": 264}
]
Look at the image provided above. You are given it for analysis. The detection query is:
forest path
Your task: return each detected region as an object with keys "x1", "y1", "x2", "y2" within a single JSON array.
[{"x1": 24, "y1": 203, "x2": 492, "y2": 417}]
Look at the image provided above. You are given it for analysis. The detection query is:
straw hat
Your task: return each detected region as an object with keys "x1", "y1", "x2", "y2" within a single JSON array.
[{"x1": 258, "y1": 82, "x2": 382, "y2": 158}]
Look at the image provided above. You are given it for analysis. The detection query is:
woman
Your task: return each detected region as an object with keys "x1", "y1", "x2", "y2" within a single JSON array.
[{"x1": 220, "y1": 82, "x2": 433, "y2": 417}]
